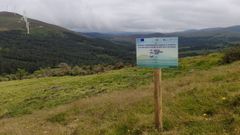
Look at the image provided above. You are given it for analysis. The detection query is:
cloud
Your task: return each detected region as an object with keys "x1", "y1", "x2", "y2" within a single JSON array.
[{"x1": 0, "y1": 0, "x2": 240, "y2": 32}]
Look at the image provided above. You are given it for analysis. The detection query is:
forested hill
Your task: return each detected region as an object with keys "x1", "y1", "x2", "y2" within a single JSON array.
[{"x1": 0, "y1": 12, "x2": 135, "y2": 74}]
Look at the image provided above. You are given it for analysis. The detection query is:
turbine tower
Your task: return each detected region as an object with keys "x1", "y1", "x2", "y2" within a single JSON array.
[{"x1": 23, "y1": 11, "x2": 30, "y2": 34}]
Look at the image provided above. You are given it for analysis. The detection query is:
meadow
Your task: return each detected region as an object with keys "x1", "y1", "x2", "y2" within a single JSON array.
[{"x1": 0, "y1": 53, "x2": 239, "y2": 135}]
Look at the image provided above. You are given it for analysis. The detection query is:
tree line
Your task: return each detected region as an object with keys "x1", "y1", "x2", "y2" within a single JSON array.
[{"x1": 0, "y1": 62, "x2": 132, "y2": 82}]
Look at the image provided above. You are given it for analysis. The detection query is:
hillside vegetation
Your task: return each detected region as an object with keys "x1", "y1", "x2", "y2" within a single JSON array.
[
  {"x1": 0, "y1": 12, "x2": 134, "y2": 74},
  {"x1": 0, "y1": 53, "x2": 240, "y2": 135}
]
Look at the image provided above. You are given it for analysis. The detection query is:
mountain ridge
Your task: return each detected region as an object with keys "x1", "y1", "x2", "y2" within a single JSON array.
[{"x1": 83, "y1": 25, "x2": 240, "y2": 57}]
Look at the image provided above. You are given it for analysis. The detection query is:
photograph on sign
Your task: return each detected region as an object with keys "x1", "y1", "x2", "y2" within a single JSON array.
[{"x1": 136, "y1": 37, "x2": 178, "y2": 68}]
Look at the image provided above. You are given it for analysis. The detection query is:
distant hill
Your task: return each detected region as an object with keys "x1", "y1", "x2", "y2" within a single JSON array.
[
  {"x1": 84, "y1": 25, "x2": 240, "y2": 41},
  {"x1": 0, "y1": 12, "x2": 134, "y2": 74},
  {"x1": 168, "y1": 25, "x2": 240, "y2": 37},
  {"x1": 83, "y1": 26, "x2": 240, "y2": 57}
]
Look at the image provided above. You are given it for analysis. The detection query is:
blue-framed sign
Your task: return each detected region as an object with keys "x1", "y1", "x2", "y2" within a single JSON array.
[{"x1": 136, "y1": 37, "x2": 178, "y2": 68}]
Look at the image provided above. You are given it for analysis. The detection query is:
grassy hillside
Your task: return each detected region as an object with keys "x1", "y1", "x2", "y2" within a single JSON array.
[
  {"x1": 0, "y1": 53, "x2": 240, "y2": 135},
  {"x1": 0, "y1": 12, "x2": 69, "y2": 32},
  {"x1": 0, "y1": 12, "x2": 134, "y2": 74}
]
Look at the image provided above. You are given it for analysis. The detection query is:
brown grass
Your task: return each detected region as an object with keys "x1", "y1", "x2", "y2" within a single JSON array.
[{"x1": 0, "y1": 86, "x2": 152, "y2": 135}]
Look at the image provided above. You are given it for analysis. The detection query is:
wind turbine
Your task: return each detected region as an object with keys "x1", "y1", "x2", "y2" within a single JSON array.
[{"x1": 22, "y1": 11, "x2": 30, "y2": 34}]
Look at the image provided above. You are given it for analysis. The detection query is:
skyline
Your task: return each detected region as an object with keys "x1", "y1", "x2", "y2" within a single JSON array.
[{"x1": 1, "y1": 0, "x2": 240, "y2": 33}]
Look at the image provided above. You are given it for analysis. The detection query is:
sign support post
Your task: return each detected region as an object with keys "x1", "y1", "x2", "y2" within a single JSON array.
[
  {"x1": 154, "y1": 68, "x2": 163, "y2": 131},
  {"x1": 136, "y1": 37, "x2": 178, "y2": 132}
]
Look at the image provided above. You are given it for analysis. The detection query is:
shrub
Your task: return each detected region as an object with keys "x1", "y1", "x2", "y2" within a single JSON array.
[
  {"x1": 57, "y1": 63, "x2": 71, "y2": 76},
  {"x1": 114, "y1": 62, "x2": 124, "y2": 69},
  {"x1": 0, "y1": 76, "x2": 9, "y2": 82},
  {"x1": 48, "y1": 113, "x2": 67, "y2": 125},
  {"x1": 71, "y1": 66, "x2": 87, "y2": 75},
  {"x1": 15, "y1": 69, "x2": 28, "y2": 80},
  {"x1": 222, "y1": 46, "x2": 240, "y2": 64}
]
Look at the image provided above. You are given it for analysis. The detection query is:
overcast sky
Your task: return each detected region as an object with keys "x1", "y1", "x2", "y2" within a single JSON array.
[{"x1": 0, "y1": 0, "x2": 240, "y2": 32}]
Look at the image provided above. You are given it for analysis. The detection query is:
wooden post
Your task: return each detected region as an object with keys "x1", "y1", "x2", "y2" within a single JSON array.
[{"x1": 154, "y1": 68, "x2": 163, "y2": 131}]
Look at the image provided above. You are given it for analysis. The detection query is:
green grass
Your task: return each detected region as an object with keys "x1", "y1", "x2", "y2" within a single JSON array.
[
  {"x1": 0, "y1": 68, "x2": 152, "y2": 117},
  {"x1": 0, "y1": 53, "x2": 223, "y2": 118},
  {"x1": 0, "y1": 15, "x2": 25, "y2": 31},
  {"x1": 67, "y1": 60, "x2": 240, "y2": 135},
  {"x1": 1, "y1": 53, "x2": 239, "y2": 135}
]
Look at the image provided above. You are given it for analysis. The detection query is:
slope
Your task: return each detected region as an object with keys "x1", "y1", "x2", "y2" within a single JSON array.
[
  {"x1": 0, "y1": 12, "x2": 134, "y2": 74},
  {"x1": 0, "y1": 53, "x2": 239, "y2": 134}
]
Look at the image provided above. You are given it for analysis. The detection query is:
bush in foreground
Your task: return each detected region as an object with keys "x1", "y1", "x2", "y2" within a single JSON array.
[{"x1": 222, "y1": 46, "x2": 240, "y2": 64}]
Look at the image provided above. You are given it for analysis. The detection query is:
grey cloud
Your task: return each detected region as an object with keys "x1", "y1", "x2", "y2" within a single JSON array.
[{"x1": 0, "y1": 0, "x2": 240, "y2": 32}]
